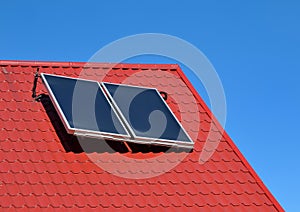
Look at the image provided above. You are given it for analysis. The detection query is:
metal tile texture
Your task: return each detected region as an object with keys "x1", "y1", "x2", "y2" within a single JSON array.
[{"x1": 0, "y1": 60, "x2": 283, "y2": 211}]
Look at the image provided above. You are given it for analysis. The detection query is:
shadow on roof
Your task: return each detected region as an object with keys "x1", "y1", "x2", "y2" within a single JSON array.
[{"x1": 40, "y1": 94, "x2": 191, "y2": 154}]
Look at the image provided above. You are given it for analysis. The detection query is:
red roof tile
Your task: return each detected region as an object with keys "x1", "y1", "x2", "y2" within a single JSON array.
[{"x1": 0, "y1": 60, "x2": 283, "y2": 211}]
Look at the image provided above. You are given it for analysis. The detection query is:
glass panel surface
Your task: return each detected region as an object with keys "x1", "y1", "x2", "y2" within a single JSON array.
[
  {"x1": 103, "y1": 83, "x2": 192, "y2": 143},
  {"x1": 42, "y1": 74, "x2": 128, "y2": 136}
]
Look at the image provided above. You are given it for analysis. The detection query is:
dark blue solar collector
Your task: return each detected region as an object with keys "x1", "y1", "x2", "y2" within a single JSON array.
[
  {"x1": 102, "y1": 83, "x2": 193, "y2": 148},
  {"x1": 41, "y1": 74, "x2": 130, "y2": 140},
  {"x1": 41, "y1": 73, "x2": 193, "y2": 148}
]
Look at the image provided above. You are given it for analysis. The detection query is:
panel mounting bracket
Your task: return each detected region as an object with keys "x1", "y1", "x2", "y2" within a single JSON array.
[
  {"x1": 31, "y1": 68, "x2": 44, "y2": 101},
  {"x1": 160, "y1": 91, "x2": 168, "y2": 101}
]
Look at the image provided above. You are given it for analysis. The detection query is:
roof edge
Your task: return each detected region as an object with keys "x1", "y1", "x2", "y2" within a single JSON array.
[{"x1": 175, "y1": 64, "x2": 284, "y2": 212}]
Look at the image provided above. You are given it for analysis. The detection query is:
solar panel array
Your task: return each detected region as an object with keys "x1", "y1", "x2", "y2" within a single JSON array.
[{"x1": 41, "y1": 73, "x2": 193, "y2": 148}]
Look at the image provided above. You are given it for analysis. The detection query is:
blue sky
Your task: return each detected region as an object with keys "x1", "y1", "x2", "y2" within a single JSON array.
[{"x1": 1, "y1": 1, "x2": 299, "y2": 210}]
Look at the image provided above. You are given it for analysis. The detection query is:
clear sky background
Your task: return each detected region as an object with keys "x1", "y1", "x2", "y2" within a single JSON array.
[{"x1": 1, "y1": 1, "x2": 299, "y2": 210}]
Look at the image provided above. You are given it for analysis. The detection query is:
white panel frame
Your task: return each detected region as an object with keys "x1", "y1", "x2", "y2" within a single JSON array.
[
  {"x1": 101, "y1": 82, "x2": 194, "y2": 149},
  {"x1": 41, "y1": 73, "x2": 194, "y2": 149},
  {"x1": 40, "y1": 73, "x2": 131, "y2": 141}
]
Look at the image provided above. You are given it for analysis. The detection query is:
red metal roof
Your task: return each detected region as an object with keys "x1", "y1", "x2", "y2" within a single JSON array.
[{"x1": 0, "y1": 60, "x2": 283, "y2": 211}]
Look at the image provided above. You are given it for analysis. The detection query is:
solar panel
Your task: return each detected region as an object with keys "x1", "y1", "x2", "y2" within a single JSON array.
[
  {"x1": 41, "y1": 73, "x2": 193, "y2": 148},
  {"x1": 41, "y1": 74, "x2": 130, "y2": 140},
  {"x1": 102, "y1": 82, "x2": 193, "y2": 148}
]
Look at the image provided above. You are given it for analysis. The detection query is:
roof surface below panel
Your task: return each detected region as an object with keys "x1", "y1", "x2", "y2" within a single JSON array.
[{"x1": 0, "y1": 60, "x2": 284, "y2": 211}]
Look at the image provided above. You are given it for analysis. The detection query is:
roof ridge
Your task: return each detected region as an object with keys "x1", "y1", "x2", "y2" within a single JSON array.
[{"x1": 0, "y1": 60, "x2": 178, "y2": 69}]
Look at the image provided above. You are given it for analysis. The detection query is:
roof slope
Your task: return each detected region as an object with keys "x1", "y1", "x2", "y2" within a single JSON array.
[{"x1": 0, "y1": 60, "x2": 283, "y2": 211}]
